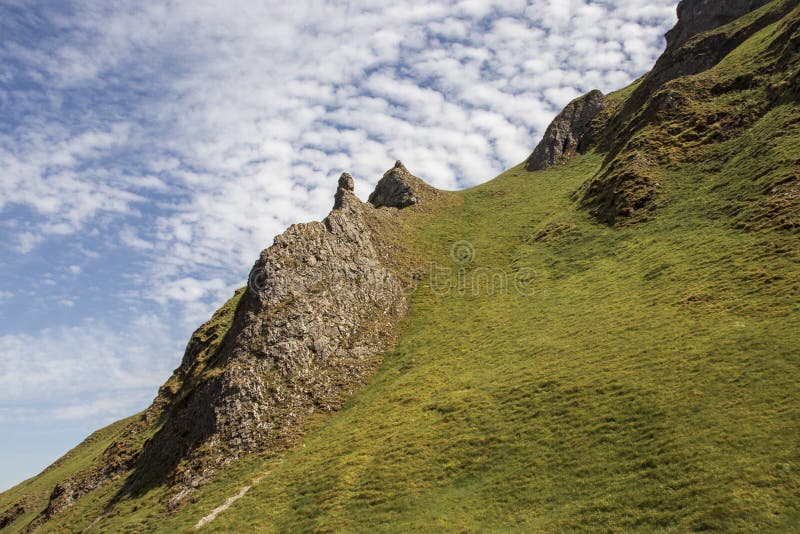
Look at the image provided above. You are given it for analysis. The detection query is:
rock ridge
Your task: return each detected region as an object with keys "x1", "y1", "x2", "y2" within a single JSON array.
[
  {"x1": 666, "y1": 0, "x2": 773, "y2": 49},
  {"x1": 28, "y1": 162, "x2": 437, "y2": 524},
  {"x1": 123, "y1": 167, "x2": 415, "y2": 502}
]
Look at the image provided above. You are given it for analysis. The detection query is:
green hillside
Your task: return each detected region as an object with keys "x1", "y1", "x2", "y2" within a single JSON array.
[{"x1": 2, "y1": 1, "x2": 799, "y2": 532}]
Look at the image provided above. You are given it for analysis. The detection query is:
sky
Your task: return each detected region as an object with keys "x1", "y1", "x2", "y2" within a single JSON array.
[{"x1": 0, "y1": 0, "x2": 679, "y2": 492}]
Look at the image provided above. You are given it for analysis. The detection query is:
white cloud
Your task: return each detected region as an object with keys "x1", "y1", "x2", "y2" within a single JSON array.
[
  {"x1": 50, "y1": 394, "x2": 152, "y2": 421},
  {"x1": 14, "y1": 232, "x2": 44, "y2": 254},
  {"x1": 1, "y1": 0, "x2": 678, "y2": 243},
  {"x1": 0, "y1": 314, "x2": 181, "y2": 422},
  {"x1": 119, "y1": 226, "x2": 154, "y2": 250}
]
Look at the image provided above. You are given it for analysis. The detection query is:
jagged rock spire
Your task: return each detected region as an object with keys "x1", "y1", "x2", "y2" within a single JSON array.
[{"x1": 333, "y1": 172, "x2": 356, "y2": 209}]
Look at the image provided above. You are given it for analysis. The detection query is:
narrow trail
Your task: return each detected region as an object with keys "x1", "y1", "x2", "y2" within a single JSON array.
[{"x1": 194, "y1": 461, "x2": 283, "y2": 530}]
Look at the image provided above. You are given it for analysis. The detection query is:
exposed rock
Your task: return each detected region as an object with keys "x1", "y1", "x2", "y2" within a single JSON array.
[
  {"x1": 0, "y1": 501, "x2": 25, "y2": 529},
  {"x1": 578, "y1": 151, "x2": 662, "y2": 226},
  {"x1": 114, "y1": 170, "x2": 414, "y2": 504},
  {"x1": 25, "y1": 165, "x2": 435, "y2": 525},
  {"x1": 666, "y1": 0, "x2": 772, "y2": 49},
  {"x1": 525, "y1": 90, "x2": 609, "y2": 172},
  {"x1": 25, "y1": 424, "x2": 149, "y2": 530},
  {"x1": 601, "y1": 0, "x2": 793, "y2": 147},
  {"x1": 369, "y1": 161, "x2": 427, "y2": 208},
  {"x1": 333, "y1": 172, "x2": 356, "y2": 209},
  {"x1": 580, "y1": 0, "x2": 797, "y2": 227},
  {"x1": 24, "y1": 292, "x2": 247, "y2": 530}
]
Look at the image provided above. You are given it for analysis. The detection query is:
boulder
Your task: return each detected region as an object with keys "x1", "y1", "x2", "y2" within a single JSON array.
[
  {"x1": 525, "y1": 90, "x2": 609, "y2": 172},
  {"x1": 369, "y1": 161, "x2": 424, "y2": 208}
]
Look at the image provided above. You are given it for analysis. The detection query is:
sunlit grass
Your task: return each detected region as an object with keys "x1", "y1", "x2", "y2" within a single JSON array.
[{"x1": 4, "y1": 3, "x2": 800, "y2": 531}]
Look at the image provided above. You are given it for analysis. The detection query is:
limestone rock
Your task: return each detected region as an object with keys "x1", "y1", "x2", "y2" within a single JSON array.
[
  {"x1": 333, "y1": 172, "x2": 356, "y2": 209},
  {"x1": 525, "y1": 90, "x2": 609, "y2": 172},
  {"x1": 28, "y1": 165, "x2": 437, "y2": 523},
  {"x1": 116, "y1": 169, "x2": 413, "y2": 504},
  {"x1": 368, "y1": 161, "x2": 425, "y2": 208},
  {"x1": 666, "y1": 0, "x2": 772, "y2": 49}
]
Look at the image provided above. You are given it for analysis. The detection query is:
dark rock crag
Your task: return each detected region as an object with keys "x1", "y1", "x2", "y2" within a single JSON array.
[
  {"x1": 25, "y1": 163, "x2": 435, "y2": 526},
  {"x1": 666, "y1": 0, "x2": 773, "y2": 48},
  {"x1": 369, "y1": 160, "x2": 432, "y2": 208},
  {"x1": 575, "y1": 0, "x2": 798, "y2": 225},
  {"x1": 525, "y1": 90, "x2": 610, "y2": 171}
]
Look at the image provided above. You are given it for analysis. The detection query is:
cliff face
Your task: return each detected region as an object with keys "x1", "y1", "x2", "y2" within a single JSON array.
[
  {"x1": 525, "y1": 90, "x2": 610, "y2": 172},
  {"x1": 20, "y1": 163, "x2": 437, "y2": 528},
  {"x1": 665, "y1": 0, "x2": 773, "y2": 48}
]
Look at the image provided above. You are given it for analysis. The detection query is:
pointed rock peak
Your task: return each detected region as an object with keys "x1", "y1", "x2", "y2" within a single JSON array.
[
  {"x1": 525, "y1": 90, "x2": 609, "y2": 172},
  {"x1": 666, "y1": 0, "x2": 772, "y2": 49},
  {"x1": 339, "y1": 172, "x2": 354, "y2": 191},
  {"x1": 333, "y1": 172, "x2": 357, "y2": 209},
  {"x1": 368, "y1": 161, "x2": 432, "y2": 209}
]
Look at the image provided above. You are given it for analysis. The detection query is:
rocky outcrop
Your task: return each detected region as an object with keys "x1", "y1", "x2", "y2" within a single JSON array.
[
  {"x1": 0, "y1": 501, "x2": 25, "y2": 529},
  {"x1": 24, "y1": 292, "x2": 246, "y2": 530},
  {"x1": 578, "y1": 151, "x2": 662, "y2": 225},
  {"x1": 581, "y1": 0, "x2": 798, "y2": 226},
  {"x1": 666, "y1": 0, "x2": 773, "y2": 48},
  {"x1": 525, "y1": 90, "x2": 609, "y2": 172},
  {"x1": 333, "y1": 172, "x2": 356, "y2": 209},
  {"x1": 369, "y1": 161, "x2": 430, "y2": 208},
  {"x1": 25, "y1": 445, "x2": 139, "y2": 531},
  {"x1": 112, "y1": 163, "x2": 430, "y2": 507},
  {"x1": 601, "y1": 0, "x2": 794, "y2": 148},
  {"x1": 22, "y1": 163, "x2": 436, "y2": 526}
]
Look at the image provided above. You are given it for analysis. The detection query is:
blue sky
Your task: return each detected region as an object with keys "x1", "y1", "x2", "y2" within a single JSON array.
[{"x1": 0, "y1": 0, "x2": 679, "y2": 491}]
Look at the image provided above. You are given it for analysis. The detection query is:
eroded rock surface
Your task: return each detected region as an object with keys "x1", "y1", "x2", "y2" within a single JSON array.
[
  {"x1": 666, "y1": 0, "x2": 772, "y2": 48},
  {"x1": 24, "y1": 163, "x2": 435, "y2": 527},
  {"x1": 124, "y1": 172, "x2": 412, "y2": 502},
  {"x1": 525, "y1": 90, "x2": 609, "y2": 172},
  {"x1": 369, "y1": 161, "x2": 429, "y2": 208}
]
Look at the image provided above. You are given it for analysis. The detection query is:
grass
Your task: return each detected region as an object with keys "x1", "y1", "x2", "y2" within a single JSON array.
[
  {"x1": 3, "y1": 3, "x2": 800, "y2": 532},
  {"x1": 0, "y1": 415, "x2": 139, "y2": 529},
  {"x1": 177, "y1": 148, "x2": 796, "y2": 532}
]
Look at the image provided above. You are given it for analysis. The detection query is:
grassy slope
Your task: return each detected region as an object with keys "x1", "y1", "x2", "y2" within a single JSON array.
[
  {"x1": 6, "y1": 5, "x2": 800, "y2": 533},
  {"x1": 0, "y1": 289, "x2": 247, "y2": 532},
  {"x1": 0, "y1": 415, "x2": 139, "y2": 529},
  {"x1": 186, "y1": 13, "x2": 798, "y2": 530},
  {"x1": 194, "y1": 149, "x2": 796, "y2": 532}
]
